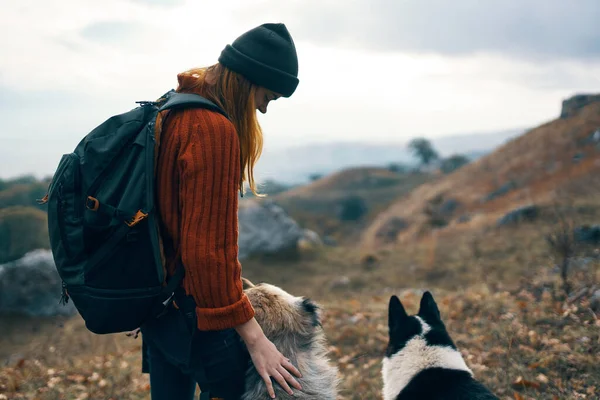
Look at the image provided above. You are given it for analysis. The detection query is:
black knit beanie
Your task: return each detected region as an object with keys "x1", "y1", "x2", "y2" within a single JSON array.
[{"x1": 218, "y1": 23, "x2": 299, "y2": 97}]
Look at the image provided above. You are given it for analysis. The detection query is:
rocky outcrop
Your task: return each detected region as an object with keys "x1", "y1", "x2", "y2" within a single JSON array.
[
  {"x1": 238, "y1": 200, "x2": 307, "y2": 259},
  {"x1": 0, "y1": 249, "x2": 76, "y2": 316},
  {"x1": 497, "y1": 205, "x2": 540, "y2": 226},
  {"x1": 560, "y1": 94, "x2": 600, "y2": 119},
  {"x1": 483, "y1": 181, "x2": 516, "y2": 203}
]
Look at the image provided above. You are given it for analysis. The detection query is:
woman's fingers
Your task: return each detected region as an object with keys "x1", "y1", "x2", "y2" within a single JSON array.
[
  {"x1": 277, "y1": 364, "x2": 302, "y2": 391},
  {"x1": 271, "y1": 369, "x2": 293, "y2": 396},
  {"x1": 260, "y1": 372, "x2": 275, "y2": 398},
  {"x1": 282, "y1": 358, "x2": 302, "y2": 378}
]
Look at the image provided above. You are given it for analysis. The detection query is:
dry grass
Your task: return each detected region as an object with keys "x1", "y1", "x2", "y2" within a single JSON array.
[
  {"x1": 269, "y1": 167, "x2": 432, "y2": 244},
  {"x1": 2, "y1": 219, "x2": 599, "y2": 399},
  {"x1": 363, "y1": 103, "x2": 600, "y2": 247},
  {"x1": 2, "y1": 106, "x2": 600, "y2": 399}
]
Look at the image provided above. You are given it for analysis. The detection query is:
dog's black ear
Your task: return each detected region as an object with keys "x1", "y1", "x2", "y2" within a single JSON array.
[
  {"x1": 301, "y1": 298, "x2": 321, "y2": 327},
  {"x1": 418, "y1": 291, "x2": 441, "y2": 322},
  {"x1": 389, "y1": 295, "x2": 408, "y2": 330}
]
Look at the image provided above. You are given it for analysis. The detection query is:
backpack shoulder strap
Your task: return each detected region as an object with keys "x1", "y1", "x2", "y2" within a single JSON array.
[{"x1": 158, "y1": 93, "x2": 228, "y2": 119}]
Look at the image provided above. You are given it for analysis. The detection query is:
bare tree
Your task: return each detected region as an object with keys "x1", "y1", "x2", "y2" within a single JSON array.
[{"x1": 545, "y1": 209, "x2": 576, "y2": 296}]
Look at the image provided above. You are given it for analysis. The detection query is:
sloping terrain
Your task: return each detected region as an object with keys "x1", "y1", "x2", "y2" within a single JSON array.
[
  {"x1": 363, "y1": 101, "x2": 600, "y2": 248},
  {"x1": 270, "y1": 167, "x2": 432, "y2": 244}
]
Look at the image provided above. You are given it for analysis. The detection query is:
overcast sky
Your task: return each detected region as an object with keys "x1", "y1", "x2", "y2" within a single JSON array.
[{"x1": 1, "y1": 0, "x2": 599, "y2": 178}]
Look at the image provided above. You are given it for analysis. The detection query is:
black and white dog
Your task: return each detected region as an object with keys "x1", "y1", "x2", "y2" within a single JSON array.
[{"x1": 382, "y1": 292, "x2": 498, "y2": 400}]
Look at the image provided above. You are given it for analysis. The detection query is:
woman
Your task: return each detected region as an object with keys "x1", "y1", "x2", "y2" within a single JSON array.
[{"x1": 140, "y1": 23, "x2": 302, "y2": 400}]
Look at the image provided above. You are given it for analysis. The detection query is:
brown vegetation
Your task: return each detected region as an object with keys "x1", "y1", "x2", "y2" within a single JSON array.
[
  {"x1": 363, "y1": 102, "x2": 600, "y2": 247},
  {"x1": 271, "y1": 167, "x2": 431, "y2": 244}
]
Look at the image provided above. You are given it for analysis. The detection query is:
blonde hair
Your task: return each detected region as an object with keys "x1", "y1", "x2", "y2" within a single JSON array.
[{"x1": 176, "y1": 64, "x2": 263, "y2": 195}]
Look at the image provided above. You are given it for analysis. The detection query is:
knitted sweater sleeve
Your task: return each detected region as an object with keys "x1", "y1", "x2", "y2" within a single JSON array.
[{"x1": 177, "y1": 109, "x2": 255, "y2": 331}]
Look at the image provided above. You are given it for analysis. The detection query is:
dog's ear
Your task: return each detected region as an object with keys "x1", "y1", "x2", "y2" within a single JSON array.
[
  {"x1": 301, "y1": 298, "x2": 321, "y2": 327},
  {"x1": 242, "y1": 277, "x2": 255, "y2": 290},
  {"x1": 389, "y1": 295, "x2": 408, "y2": 330},
  {"x1": 418, "y1": 291, "x2": 441, "y2": 323}
]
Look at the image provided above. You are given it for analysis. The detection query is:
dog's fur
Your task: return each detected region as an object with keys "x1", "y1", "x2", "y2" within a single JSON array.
[
  {"x1": 382, "y1": 292, "x2": 498, "y2": 400},
  {"x1": 242, "y1": 278, "x2": 339, "y2": 399}
]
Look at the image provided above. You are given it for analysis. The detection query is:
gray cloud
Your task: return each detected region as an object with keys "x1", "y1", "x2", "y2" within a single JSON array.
[{"x1": 239, "y1": 0, "x2": 600, "y2": 60}]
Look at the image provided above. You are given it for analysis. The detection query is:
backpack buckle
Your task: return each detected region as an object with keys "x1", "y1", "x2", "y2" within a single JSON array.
[
  {"x1": 86, "y1": 196, "x2": 100, "y2": 211},
  {"x1": 126, "y1": 210, "x2": 148, "y2": 227}
]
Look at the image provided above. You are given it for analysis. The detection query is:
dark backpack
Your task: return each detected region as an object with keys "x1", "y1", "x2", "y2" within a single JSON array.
[{"x1": 43, "y1": 90, "x2": 227, "y2": 334}]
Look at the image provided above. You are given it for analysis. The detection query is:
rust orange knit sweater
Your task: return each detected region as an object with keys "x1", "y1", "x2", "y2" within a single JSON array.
[{"x1": 155, "y1": 102, "x2": 255, "y2": 331}]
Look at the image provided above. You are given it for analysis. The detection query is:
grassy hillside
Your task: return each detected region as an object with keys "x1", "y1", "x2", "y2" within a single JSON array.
[
  {"x1": 363, "y1": 102, "x2": 600, "y2": 248},
  {"x1": 1, "y1": 103, "x2": 599, "y2": 399},
  {"x1": 1, "y1": 220, "x2": 598, "y2": 399},
  {"x1": 270, "y1": 167, "x2": 432, "y2": 244}
]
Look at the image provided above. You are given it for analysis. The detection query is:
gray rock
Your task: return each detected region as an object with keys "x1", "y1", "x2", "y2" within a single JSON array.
[
  {"x1": 497, "y1": 205, "x2": 539, "y2": 226},
  {"x1": 483, "y1": 181, "x2": 516, "y2": 202},
  {"x1": 297, "y1": 229, "x2": 323, "y2": 251},
  {"x1": 238, "y1": 200, "x2": 304, "y2": 259},
  {"x1": 0, "y1": 249, "x2": 76, "y2": 317},
  {"x1": 573, "y1": 225, "x2": 600, "y2": 245},
  {"x1": 439, "y1": 199, "x2": 460, "y2": 216}
]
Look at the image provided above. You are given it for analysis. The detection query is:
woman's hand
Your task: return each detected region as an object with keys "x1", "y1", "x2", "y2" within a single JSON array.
[{"x1": 235, "y1": 318, "x2": 302, "y2": 398}]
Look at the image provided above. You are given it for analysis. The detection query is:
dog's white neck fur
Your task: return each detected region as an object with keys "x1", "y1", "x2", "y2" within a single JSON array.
[{"x1": 382, "y1": 317, "x2": 473, "y2": 400}]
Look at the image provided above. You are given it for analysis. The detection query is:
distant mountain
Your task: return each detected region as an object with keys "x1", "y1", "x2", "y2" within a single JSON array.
[
  {"x1": 255, "y1": 128, "x2": 524, "y2": 184},
  {"x1": 363, "y1": 100, "x2": 600, "y2": 247}
]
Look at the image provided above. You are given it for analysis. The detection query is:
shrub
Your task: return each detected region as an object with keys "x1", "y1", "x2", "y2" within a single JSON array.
[
  {"x1": 0, "y1": 206, "x2": 50, "y2": 264},
  {"x1": 309, "y1": 173, "x2": 323, "y2": 182},
  {"x1": 440, "y1": 154, "x2": 470, "y2": 174},
  {"x1": 0, "y1": 182, "x2": 48, "y2": 210},
  {"x1": 337, "y1": 196, "x2": 367, "y2": 221},
  {"x1": 545, "y1": 216, "x2": 576, "y2": 296}
]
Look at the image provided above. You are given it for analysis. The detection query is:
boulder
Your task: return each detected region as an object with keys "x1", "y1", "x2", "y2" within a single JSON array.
[
  {"x1": 238, "y1": 200, "x2": 305, "y2": 259},
  {"x1": 0, "y1": 249, "x2": 76, "y2": 317},
  {"x1": 297, "y1": 229, "x2": 323, "y2": 252},
  {"x1": 497, "y1": 205, "x2": 539, "y2": 226}
]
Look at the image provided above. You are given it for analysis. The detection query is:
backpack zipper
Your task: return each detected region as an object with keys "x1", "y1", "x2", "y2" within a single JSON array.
[
  {"x1": 60, "y1": 281, "x2": 70, "y2": 305},
  {"x1": 57, "y1": 183, "x2": 73, "y2": 258}
]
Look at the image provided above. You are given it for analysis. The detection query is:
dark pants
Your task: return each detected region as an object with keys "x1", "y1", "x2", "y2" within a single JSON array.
[{"x1": 140, "y1": 300, "x2": 249, "y2": 400}]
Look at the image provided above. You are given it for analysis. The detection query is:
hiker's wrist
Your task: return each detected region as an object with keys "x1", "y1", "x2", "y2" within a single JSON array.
[{"x1": 235, "y1": 317, "x2": 264, "y2": 347}]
